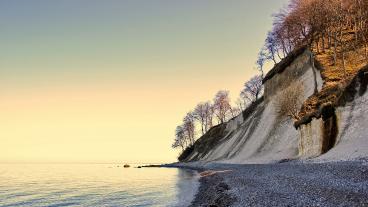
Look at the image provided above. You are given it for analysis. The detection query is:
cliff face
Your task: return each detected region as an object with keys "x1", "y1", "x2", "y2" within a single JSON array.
[
  {"x1": 183, "y1": 49, "x2": 327, "y2": 164},
  {"x1": 182, "y1": 49, "x2": 368, "y2": 164},
  {"x1": 299, "y1": 67, "x2": 368, "y2": 161}
]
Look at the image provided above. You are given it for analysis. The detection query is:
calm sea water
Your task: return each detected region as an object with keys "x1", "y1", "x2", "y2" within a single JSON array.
[{"x1": 0, "y1": 163, "x2": 199, "y2": 207}]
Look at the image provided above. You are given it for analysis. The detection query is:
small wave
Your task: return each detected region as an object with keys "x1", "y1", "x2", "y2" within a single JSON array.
[{"x1": 0, "y1": 164, "x2": 199, "y2": 207}]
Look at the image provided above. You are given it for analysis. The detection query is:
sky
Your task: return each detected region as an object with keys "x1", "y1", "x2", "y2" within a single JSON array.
[{"x1": 0, "y1": 0, "x2": 289, "y2": 163}]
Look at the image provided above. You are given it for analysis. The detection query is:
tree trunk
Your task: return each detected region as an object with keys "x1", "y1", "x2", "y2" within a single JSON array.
[
  {"x1": 355, "y1": 18, "x2": 359, "y2": 46},
  {"x1": 260, "y1": 67, "x2": 264, "y2": 79},
  {"x1": 333, "y1": 32, "x2": 338, "y2": 65},
  {"x1": 288, "y1": 38, "x2": 292, "y2": 53},
  {"x1": 282, "y1": 47, "x2": 287, "y2": 57},
  {"x1": 363, "y1": 31, "x2": 368, "y2": 61},
  {"x1": 276, "y1": 49, "x2": 283, "y2": 60},
  {"x1": 342, "y1": 50, "x2": 346, "y2": 77},
  {"x1": 271, "y1": 53, "x2": 277, "y2": 64},
  {"x1": 316, "y1": 35, "x2": 320, "y2": 54},
  {"x1": 322, "y1": 32, "x2": 325, "y2": 53},
  {"x1": 340, "y1": 29, "x2": 347, "y2": 79},
  {"x1": 281, "y1": 40, "x2": 287, "y2": 57},
  {"x1": 365, "y1": 41, "x2": 368, "y2": 61},
  {"x1": 201, "y1": 121, "x2": 204, "y2": 136}
]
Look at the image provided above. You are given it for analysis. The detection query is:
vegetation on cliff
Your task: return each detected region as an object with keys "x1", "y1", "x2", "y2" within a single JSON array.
[
  {"x1": 173, "y1": 0, "x2": 368, "y2": 160},
  {"x1": 260, "y1": 0, "x2": 368, "y2": 126},
  {"x1": 171, "y1": 78, "x2": 264, "y2": 156}
]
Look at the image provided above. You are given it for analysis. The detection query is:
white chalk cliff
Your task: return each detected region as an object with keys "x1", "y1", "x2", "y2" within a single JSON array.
[{"x1": 182, "y1": 48, "x2": 368, "y2": 164}]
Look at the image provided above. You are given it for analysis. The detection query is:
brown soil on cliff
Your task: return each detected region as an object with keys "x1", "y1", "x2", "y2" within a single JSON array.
[{"x1": 297, "y1": 38, "x2": 368, "y2": 127}]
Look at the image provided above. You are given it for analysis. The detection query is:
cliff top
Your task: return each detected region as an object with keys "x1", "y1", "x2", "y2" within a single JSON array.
[
  {"x1": 296, "y1": 43, "x2": 368, "y2": 127},
  {"x1": 262, "y1": 46, "x2": 308, "y2": 84}
]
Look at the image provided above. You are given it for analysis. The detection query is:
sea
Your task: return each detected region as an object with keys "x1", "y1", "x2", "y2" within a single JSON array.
[{"x1": 0, "y1": 163, "x2": 199, "y2": 207}]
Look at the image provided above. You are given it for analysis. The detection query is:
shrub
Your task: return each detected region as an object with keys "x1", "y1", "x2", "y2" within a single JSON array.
[
  {"x1": 275, "y1": 82, "x2": 304, "y2": 120},
  {"x1": 178, "y1": 145, "x2": 194, "y2": 162}
]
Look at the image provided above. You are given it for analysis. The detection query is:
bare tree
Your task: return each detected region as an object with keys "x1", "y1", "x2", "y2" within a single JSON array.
[
  {"x1": 263, "y1": 0, "x2": 368, "y2": 72},
  {"x1": 240, "y1": 75, "x2": 263, "y2": 103},
  {"x1": 230, "y1": 107, "x2": 241, "y2": 119},
  {"x1": 171, "y1": 138, "x2": 181, "y2": 150},
  {"x1": 193, "y1": 103, "x2": 208, "y2": 135},
  {"x1": 256, "y1": 48, "x2": 267, "y2": 78},
  {"x1": 236, "y1": 97, "x2": 247, "y2": 111},
  {"x1": 265, "y1": 31, "x2": 279, "y2": 64},
  {"x1": 275, "y1": 82, "x2": 305, "y2": 121},
  {"x1": 183, "y1": 112, "x2": 196, "y2": 145},
  {"x1": 213, "y1": 90, "x2": 232, "y2": 124},
  {"x1": 203, "y1": 101, "x2": 214, "y2": 132},
  {"x1": 173, "y1": 0, "x2": 368, "y2": 154},
  {"x1": 172, "y1": 125, "x2": 186, "y2": 151}
]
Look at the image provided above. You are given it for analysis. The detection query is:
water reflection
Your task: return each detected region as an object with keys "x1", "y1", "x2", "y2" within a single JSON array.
[
  {"x1": 175, "y1": 169, "x2": 199, "y2": 206},
  {"x1": 0, "y1": 164, "x2": 199, "y2": 207}
]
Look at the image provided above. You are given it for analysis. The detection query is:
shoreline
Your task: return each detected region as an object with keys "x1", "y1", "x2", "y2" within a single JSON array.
[
  {"x1": 188, "y1": 170, "x2": 237, "y2": 207},
  {"x1": 163, "y1": 163, "x2": 237, "y2": 207},
  {"x1": 162, "y1": 160, "x2": 368, "y2": 207},
  {"x1": 140, "y1": 162, "x2": 237, "y2": 206}
]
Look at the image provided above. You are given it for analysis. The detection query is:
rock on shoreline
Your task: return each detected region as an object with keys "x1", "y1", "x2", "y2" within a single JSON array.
[
  {"x1": 189, "y1": 172, "x2": 236, "y2": 207},
  {"x1": 175, "y1": 160, "x2": 368, "y2": 207}
]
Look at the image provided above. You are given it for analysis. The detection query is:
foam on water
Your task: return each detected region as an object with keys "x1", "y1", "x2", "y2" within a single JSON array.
[{"x1": 0, "y1": 164, "x2": 199, "y2": 207}]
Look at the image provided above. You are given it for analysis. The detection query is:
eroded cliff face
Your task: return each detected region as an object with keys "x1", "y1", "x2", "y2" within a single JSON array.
[
  {"x1": 298, "y1": 119, "x2": 324, "y2": 158},
  {"x1": 298, "y1": 106, "x2": 339, "y2": 158},
  {"x1": 184, "y1": 49, "x2": 324, "y2": 164},
  {"x1": 182, "y1": 49, "x2": 367, "y2": 164},
  {"x1": 299, "y1": 67, "x2": 368, "y2": 161}
]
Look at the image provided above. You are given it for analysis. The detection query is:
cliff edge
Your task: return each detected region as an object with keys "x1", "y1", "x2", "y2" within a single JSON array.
[{"x1": 180, "y1": 48, "x2": 368, "y2": 164}]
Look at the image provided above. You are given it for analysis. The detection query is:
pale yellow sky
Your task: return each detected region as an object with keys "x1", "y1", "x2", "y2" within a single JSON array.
[
  {"x1": 0, "y1": 0, "x2": 288, "y2": 163},
  {"x1": 0, "y1": 61, "x2": 253, "y2": 163}
]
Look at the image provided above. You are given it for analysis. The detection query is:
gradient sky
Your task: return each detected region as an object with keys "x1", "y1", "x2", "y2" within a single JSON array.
[{"x1": 0, "y1": 0, "x2": 289, "y2": 163}]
